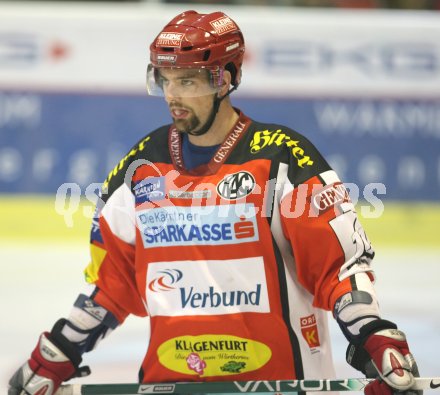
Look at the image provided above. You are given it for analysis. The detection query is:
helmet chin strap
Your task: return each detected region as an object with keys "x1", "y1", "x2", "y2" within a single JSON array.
[{"x1": 187, "y1": 86, "x2": 237, "y2": 137}]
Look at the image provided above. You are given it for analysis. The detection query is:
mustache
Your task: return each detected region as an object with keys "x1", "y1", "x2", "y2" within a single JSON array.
[{"x1": 168, "y1": 101, "x2": 192, "y2": 112}]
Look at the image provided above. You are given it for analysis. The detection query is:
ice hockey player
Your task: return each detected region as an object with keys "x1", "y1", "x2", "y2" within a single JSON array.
[{"x1": 9, "y1": 10, "x2": 421, "y2": 395}]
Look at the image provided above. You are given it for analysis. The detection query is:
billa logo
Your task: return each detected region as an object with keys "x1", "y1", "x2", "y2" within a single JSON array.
[{"x1": 300, "y1": 314, "x2": 320, "y2": 350}]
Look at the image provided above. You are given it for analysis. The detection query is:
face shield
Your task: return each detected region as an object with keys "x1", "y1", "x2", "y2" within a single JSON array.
[{"x1": 146, "y1": 64, "x2": 225, "y2": 98}]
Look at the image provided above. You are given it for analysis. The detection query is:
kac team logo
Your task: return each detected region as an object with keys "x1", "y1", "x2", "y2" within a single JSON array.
[
  {"x1": 217, "y1": 171, "x2": 255, "y2": 200},
  {"x1": 148, "y1": 269, "x2": 183, "y2": 292}
]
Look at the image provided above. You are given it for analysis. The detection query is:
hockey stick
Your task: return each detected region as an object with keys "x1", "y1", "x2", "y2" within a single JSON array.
[{"x1": 57, "y1": 377, "x2": 440, "y2": 395}]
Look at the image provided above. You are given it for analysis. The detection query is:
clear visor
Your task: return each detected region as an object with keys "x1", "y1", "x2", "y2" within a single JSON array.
[{"x1": 146, "y1": 64, "x2": 224, "y2": 98}]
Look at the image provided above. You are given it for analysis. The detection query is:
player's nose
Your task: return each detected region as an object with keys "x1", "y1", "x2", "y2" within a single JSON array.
[{"x1": 163, "y1": 83, "x2": 181, "y2": 102}]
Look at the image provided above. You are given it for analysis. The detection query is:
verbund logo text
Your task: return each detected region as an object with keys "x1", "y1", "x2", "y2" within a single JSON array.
[
  {"x1": 146, "y1": 258, "x2": 269, "y2": 317},
  {"x1": 181, "y1": 284, "x2": 262, "y2": 309}
]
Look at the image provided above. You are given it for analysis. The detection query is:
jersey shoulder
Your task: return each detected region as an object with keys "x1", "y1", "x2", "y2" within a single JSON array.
[{"x1": 101, "y1": 125, "x2": 170, "y2": 200}]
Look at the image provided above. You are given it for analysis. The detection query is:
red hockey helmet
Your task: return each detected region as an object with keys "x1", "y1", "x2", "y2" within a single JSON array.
[{"x1": 147, "y1": 10, "x2": 245, "y2": 96}]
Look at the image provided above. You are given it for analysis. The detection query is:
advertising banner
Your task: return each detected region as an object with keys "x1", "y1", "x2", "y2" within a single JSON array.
[{"x1": 0, "y1": 4, "x2": 439, "y2": 200}]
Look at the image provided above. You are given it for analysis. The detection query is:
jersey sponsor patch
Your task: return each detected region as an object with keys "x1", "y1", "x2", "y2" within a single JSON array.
[
  {"x1": 136, "y1": 203, "x2": 259, "y2": 248},
  {"x1": 157, "y1": 334, "x2": 271, "y2": 377},
  {"x1": 168, "y1": 189, "x2": 211, "y2": 199},
  {"x1": 310, "y1": 182, "x2": 350, "y2": 215},
  {"x1": 134, "y1": 176, "x2": 166, "y2": 204},
  {"x1": 145, "y1": 257, "x2": 270, "y2": 316},
  {"x1": 300, "y1": 314, "x2": 321, "y2": 352},
  {"x1": 249, "y1": 129, "x2": 314, "y2": 168}
]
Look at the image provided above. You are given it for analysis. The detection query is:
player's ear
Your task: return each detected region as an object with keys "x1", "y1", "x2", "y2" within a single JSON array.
[{"x1": 219, "y1": 70, "x2": 232, "y2": 97}]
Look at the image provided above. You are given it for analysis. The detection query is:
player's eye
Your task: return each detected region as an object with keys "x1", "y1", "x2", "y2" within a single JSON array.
[{"x1": 181, "y1": 79, "x2": 194, "y2": 87}]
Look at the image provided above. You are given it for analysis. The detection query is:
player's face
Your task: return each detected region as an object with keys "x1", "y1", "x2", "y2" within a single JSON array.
[{"x1": 159, "y1": 68, "x2": 217, "y2": 134}]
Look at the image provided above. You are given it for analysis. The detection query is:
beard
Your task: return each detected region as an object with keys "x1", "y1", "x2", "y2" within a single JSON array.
[
  {"x1": 169, "y1": 101, "x2": 201, "y2": 134},
  {"x1": 173, "y1": 113, "x2": 201, "y2": 134},
  {"x1": 170, "y1": 95, "x2": 217, "y2": 136}
]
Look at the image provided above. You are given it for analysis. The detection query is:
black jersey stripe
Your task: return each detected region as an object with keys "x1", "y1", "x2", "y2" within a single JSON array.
[{"x1": 271, "y1": 235, "x2": 305, "y2": 392}]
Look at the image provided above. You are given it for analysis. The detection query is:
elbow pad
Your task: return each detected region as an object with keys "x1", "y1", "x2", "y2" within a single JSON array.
[
  {"x1": 60, "y1": 292, "x2": 119, "y2": 354},
  {"x1": 333, "y1": 273, "x2": 381, "y2": 342}
]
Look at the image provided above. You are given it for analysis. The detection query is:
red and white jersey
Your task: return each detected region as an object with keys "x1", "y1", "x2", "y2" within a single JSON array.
[{"x1": 85, "y1": 110, "x2": 375, "y2": 383}]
